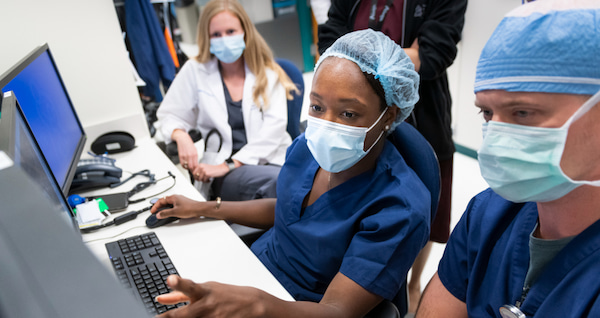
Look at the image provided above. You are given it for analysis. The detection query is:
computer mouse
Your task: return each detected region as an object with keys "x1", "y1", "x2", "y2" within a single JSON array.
[{"x1": 146, "y1": 204, "x2": 179, "y2": 228}]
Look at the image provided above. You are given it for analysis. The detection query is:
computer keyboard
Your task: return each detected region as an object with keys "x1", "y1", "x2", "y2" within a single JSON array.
[{"x1": 105, "y1": 232, "x2": 187, "y2": 315}]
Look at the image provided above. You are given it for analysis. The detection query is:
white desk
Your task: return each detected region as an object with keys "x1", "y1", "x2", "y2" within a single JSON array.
[{"x1": 80, "y1": 138, "x2": 293, "y2": 301}]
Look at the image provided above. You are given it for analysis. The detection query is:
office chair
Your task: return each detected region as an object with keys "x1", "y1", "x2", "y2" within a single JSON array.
[
  {"x1": 387, "y1": 121, "x2": 441, "y2": 317},
  {"x1": 389, "y1": 122, "x2": 441, "y2": 220},
  {"x1": 229, "y1": 59, "x2": 304, "y2": 242},
  {"x1": 275, "y1": 58, "x2": 305, "y2": 140},
  {"x1": 364, "y1": 300, "x2": 401, "y2": 318}
]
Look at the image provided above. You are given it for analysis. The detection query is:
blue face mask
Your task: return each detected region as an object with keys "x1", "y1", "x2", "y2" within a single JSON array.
[
  {"x1": 210, "y1": 33, "x2": 245, "y2": 64},
  {"x1": 305, "y1": 108, "x2": 388, "y2": 173},
  {"x1": 477, "y1": 91, "x2": 600, "y2": 203}
]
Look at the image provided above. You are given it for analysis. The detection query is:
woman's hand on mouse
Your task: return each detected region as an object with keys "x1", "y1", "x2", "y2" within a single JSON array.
[
  {"x1": 156, "y1": 275, "x2": 267, "y2": 318},
  {"x1": 151, "y1": 195, "x2": 206, "y2": 219}
]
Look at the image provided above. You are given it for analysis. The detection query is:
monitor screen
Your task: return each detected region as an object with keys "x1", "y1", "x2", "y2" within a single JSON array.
[
  {"x1": 0, "y1": 44, "x2": 86, "y2": 194},
  {"x1": 0, "y1": 91, "x2": 77, "y2": 229}
]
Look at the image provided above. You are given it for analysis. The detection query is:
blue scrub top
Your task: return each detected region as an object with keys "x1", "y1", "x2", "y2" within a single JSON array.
[
  {"x1": 251, "y1": 134, "x2": 430, "y2": 302},
  {"x1": 438, "y1": 188, "x2": 600, "y2": 317}
]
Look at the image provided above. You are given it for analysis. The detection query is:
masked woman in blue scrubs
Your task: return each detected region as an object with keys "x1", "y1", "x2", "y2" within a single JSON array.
[
  {"x1": 157, "y1": 0, "x2": 298, "y2": 201},
  {"x1": 151, "y1": 29, "x2": 430, "y2": 318}
]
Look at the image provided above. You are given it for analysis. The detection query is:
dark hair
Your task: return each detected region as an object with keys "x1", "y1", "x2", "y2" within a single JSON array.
[{"x1": 363, "y1": 72, "x2": 387, "y2": 111}]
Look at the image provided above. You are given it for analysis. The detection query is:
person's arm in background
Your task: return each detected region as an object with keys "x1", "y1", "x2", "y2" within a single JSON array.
[
  {"x1": 317, "y1": 0, "x2": 357, "y2": 54},
  {"x1": 416, "y1": 273, "x2": 467, "y2": 318},
  {"x1": 156, "y1": 61, "x2": 201, "y2": 171},
  {"x1": 410, "y1": 0, "x2": 468, "y2": 80},
  {"x1": 404, "y1": 38, "x2": 421, "y2": 72}
]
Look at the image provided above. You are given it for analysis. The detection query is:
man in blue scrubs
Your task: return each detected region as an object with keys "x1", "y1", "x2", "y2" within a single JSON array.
[{"x1": 416, "y1": 0, "x2": 600, "y2": 317}]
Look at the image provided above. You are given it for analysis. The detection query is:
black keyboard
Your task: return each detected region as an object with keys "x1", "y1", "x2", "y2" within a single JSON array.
[{"x1": 105, "y1": 232, "x2": 186, "y2": 315}]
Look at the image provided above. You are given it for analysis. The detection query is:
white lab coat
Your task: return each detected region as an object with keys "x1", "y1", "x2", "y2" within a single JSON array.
[{"x1": 157, "y1": 58, "x2": 292, "y2": 166}]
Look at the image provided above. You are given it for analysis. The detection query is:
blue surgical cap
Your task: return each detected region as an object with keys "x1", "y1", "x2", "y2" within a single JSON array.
[
  {"x1": 475, "y1": 0, "x2": 600, "y2": 95},
  {"x1": 315, "y1": 29, "x2": 420, "y2": 129}
]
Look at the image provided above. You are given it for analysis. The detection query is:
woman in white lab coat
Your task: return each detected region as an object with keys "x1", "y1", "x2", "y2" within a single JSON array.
[{"x1": 157, "y1": 0, "x2": 298, "y2": 201}]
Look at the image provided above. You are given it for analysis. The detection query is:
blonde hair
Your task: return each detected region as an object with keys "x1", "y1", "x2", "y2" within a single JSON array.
[{"x1": 195, "y1": 0, "x2": 299, "y2": 111}]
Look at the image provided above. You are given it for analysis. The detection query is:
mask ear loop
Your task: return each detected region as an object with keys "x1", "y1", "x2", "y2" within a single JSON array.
[
  {"x1": 558, "y1": 89, "x2": 600, "y2": 185},
  {"x1": 364, "y1": 107, "x2": 390, "y2": 153},
  {"x1": 562, "y1": 90, "x2": 600, "y2": 128}
]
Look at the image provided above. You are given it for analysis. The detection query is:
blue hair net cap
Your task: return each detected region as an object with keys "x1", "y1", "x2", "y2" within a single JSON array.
[
  {"x1": 315, "y1": 29, "x2": 420, "y2": 129},
  {"x1": 475, "y1": 0, "x2": 600, "y2": 95}
]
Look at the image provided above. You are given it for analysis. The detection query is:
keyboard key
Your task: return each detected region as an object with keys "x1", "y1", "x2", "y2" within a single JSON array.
[{"x1": 105, "y1": 232, "x2": 181, "y2": 315}]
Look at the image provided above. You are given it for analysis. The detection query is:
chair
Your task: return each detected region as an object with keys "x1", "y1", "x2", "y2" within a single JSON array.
[
  {"x1": 386, "y1": 122, "x2": 441, "y2": 317},
  {"x1": 275, "y1": 58, "x2": 305, "y2": 140},
  {"x1": 230, "y1": 58, "x2": 304, "y2": 243},
  {"x1": 389, "y1": 122, "x2": 441, "y2": 219},
  {"x1": 364, "y1": 300, "x2": 401, "y2": 318}
]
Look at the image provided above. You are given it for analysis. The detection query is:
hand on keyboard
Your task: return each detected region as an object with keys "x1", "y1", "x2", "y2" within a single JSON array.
[
  {"x1": 155, "y1": 275, "x2": 269, "y2": 318},
  {"x1": 105, "y1": 232, "x2": 186, "y2": 315}
]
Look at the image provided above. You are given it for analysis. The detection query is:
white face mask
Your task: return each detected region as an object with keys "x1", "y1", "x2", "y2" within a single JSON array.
[
  {"x1": 305, "y1": 108, "x2": 388, "y2": 173},
  {"x1": 210, "y1": 33, "x2": 245, "y2": 64},
  {"x1": 477, "y1": 90, "x2": 600, "y2": 203}
]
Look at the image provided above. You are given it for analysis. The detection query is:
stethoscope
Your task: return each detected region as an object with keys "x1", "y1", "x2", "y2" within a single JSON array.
[
  {"x1": 500, "y1": 286, "x2": 530, "y2": 318},
  {"x1": 500, "y1": 305, "x2": 526, "y2": 318},
  {"x1": 203, "y1": 128, "x2": 223, "y2": 153}
]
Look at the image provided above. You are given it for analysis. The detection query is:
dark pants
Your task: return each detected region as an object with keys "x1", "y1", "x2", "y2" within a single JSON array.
[
  {"x1": 430, "y1": 156, "x2": 453, "y2": 243},
  {"x1": 211, "y1": 164, "x2": 281, "y2": 201}
]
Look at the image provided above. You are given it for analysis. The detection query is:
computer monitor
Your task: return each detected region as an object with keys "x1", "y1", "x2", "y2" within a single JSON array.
[
  {"x1": 0, "y1": 43, "x2": 86, "y2": 194},
  {"x1": 0, "y1": 91, "x2": 77, "y2": 230}
]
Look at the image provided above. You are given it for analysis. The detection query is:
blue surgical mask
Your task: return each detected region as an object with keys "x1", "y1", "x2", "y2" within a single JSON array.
[
  {"x1": 305, "y1": 108, "x2": 388, "y2": 173},
  {"x1": 477, "y1": 90, "x2": 600, "y2": 203},
  {"x1": 210, "y1": 33, "x2": 245, "y2": 64}
]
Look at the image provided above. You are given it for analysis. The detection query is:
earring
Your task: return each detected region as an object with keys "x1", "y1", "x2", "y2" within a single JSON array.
[{"x1": 385, "y1": 125, "x2": 390, "y2": 131}]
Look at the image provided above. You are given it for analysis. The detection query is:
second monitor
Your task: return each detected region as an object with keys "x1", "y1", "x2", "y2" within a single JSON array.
[{"x1": 0, "y1": 43, "x2": 86, "y2": 194}]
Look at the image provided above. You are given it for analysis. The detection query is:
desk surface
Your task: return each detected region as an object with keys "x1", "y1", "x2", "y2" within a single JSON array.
[{"x1": 80, "y1": 138, "x2": 293, "y2": 301}]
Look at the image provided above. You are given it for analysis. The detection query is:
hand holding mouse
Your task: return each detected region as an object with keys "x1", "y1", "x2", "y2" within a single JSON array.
[
  {"x1": 146, "y1": 205, "x2": 179, "y2": 228},
  {"x1": 150, "y1": 195, "x2": 206, "y2": 219}
]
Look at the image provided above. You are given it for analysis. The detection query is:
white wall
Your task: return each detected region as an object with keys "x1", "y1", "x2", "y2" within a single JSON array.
[
  {"x1": 449, "y1": 0, "x2": 522, "y2": 152},
  {"x1": 0, "y1": 0, "x2": 150, "y2": 152},
  {"x1": 0, "y1": 0, "x2": 525, "y2": 154}
]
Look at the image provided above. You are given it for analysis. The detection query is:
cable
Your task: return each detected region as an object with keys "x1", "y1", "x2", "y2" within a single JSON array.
[
  {"x1": 110, "y1": 169, "x2": 155, "y2": 188},
  {"x1": 127, "y1": 171, "x2": 176, "y2": 204},
  {"x1": 79, "y1": 205, "x2": 152, "y2": 233},
  {"x1": 82, "y1": 225, "x2": 148, "y2": 244}
]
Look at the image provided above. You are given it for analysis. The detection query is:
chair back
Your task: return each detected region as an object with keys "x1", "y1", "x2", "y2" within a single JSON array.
[
  {"x1": 275, "y1": 58, "x2": 304, "y2": 139},
  {"x1": 387, "y1": 122, "x2": 441, "y2": 316},
  {"x1": 388, "y1": 122, "x2": 441, "y2": 221}
]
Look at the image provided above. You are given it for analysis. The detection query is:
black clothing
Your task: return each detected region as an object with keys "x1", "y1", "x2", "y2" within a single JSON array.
[{"x1": 318, "y1": 0, "x2": 468, "y2": 161}]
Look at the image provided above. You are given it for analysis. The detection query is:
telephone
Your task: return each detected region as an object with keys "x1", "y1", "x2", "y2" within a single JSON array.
[{"x1": 69, "y1": 157, "x2": 123, "y2": 194}]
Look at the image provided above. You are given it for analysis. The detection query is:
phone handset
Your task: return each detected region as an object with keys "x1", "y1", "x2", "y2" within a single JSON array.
[
  {"x1": 75, "y1": 162, "x2": 122, "y2": 178},
  {"x1": 69, "y1": 155, "x2": 123, "y2": 194}
]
